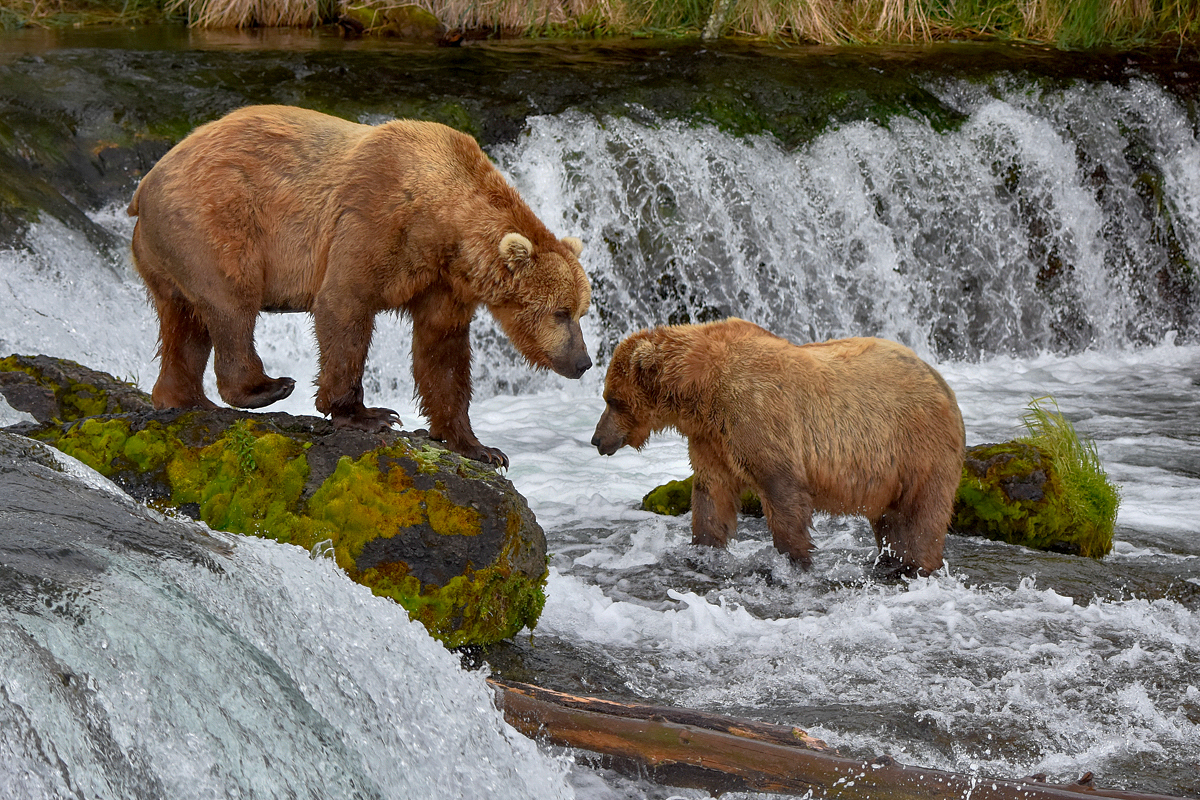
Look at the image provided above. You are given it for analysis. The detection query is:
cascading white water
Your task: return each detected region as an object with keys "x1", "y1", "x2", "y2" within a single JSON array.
[
  {"x1": 0, "y1": 439, "x2": 577, "y2": 800},
  {"x1": 495, "y1": 76, "x2": 1197, "y2": 369}
]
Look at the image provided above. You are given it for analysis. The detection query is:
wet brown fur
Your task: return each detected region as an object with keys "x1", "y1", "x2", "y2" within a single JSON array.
[
  {"x1": 592, "y1": 318, "x2": 965, "y2": 573},
  {"x1": 128, "y1": 105, "x2": 592, "y2": 467}
]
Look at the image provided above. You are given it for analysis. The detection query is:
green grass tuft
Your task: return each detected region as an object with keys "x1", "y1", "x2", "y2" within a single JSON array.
[{"x1": 1018, "y1": 395, "x2": 1120, "y2": 545}]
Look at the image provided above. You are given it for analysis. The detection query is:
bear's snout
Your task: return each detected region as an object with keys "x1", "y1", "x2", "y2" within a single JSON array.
[
  {"x1": 591, "y1": 432, "x2": 622, "y2": 456},
  {"x1": 551, "y1": 350, "x2": 592, "y2": 379},
  {"x1": 591, "y1": 409, "x2": 626, "y2": 455},
  {"x1": 549, "y1": 319, "x2": 592, "y2": 379}
]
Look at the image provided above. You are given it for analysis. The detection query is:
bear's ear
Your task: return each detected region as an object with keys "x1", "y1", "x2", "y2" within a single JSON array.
[
  {"x1": 499, "y1": 233, "x2": 533, "y2": 271},
  {"x1": 562, "y1": 236, "x2": 584, "y2": 257},
  {"x1": 630, "y1": 339, "x2": 659, "y2": 389}
]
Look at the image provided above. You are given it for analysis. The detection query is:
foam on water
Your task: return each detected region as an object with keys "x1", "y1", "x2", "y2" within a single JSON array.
[{"x1": 0, "y1": 472, "x2": 577, "y2": 800}]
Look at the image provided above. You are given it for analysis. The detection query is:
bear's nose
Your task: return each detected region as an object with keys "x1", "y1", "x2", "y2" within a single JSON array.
[
  {"x1": 590, "y1": 433, "x2": 601, "y2": 448},
  {"x1": 576, "y1": 353, "x2": 593, "y2": 375}
]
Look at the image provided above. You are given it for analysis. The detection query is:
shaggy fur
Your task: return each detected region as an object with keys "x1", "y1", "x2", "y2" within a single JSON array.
[
  {"x1": 592, "y1": 318, "x2": 965, "y2": 574},
  {"x1": 129, "y1": 105, "x2": 592, "y2": 467}
]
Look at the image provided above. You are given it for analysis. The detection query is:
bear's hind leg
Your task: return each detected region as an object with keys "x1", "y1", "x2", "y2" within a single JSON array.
[
  {"x1": 313, "y1": 293, "x2": 399, "y2": 433},
  {"x1": 150, "y1": 292, "x2": 217, "y2": 410},
  {"x1": 872, "y1": 466, "x2": 955, "y2": 576}
]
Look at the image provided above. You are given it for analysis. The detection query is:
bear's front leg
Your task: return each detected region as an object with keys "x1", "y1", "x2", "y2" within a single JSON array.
[
  {"x1": 689, "y1": 441, "x2": 739, "y2": 549},
  {"x1": 756, "y1": 469, "x2": 815, "y2": 569},
  {"x1": 313, "y1": 294, "x2": 400, "y2": 432},
  {"x1": 410, "y1": 295, "x2": 508, "y2": 469}
]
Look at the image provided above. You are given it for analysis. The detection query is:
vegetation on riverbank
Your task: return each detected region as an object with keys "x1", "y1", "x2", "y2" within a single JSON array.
[{"x1": 2, "y1": 0, "x2": 1198, "y2": 48}]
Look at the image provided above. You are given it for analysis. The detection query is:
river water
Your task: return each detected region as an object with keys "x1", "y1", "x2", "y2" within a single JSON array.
[{"x1": 1, "y1": 30, "x2": 1199, "y2": 799}]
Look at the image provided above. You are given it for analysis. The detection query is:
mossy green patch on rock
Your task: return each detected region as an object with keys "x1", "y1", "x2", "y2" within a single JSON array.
[
  {"x1": 954, "y1": 398, "x2": 1119, "y2": 558},
  {"x1": 641, "y1": 475, "x2": 762, "y2": 516},
  {"x1": 13, "y1": 403, "x2": 547, "y2": 647},
  {"x1": 953, "y1": 440, "x2": 1111, "y2": 556},
  {"x1": 0, "y1": 354, "x2": 152, "y2": 424}
]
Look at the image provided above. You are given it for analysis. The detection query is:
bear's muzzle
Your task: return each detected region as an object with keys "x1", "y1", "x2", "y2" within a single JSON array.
[{"x1": 591, "y1": 408, "x2": 626, "y2": 455}]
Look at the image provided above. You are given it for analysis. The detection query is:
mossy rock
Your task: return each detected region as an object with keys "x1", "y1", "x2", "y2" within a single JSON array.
[
  {"x1": 641, "y1": 475, "x2": 762, "y2": 517},
  {"x1": 1, "y1": 354, "x2": 153, "y2": 423},
  {"x1": 3, "y1": 361, "x2": 547, "y2": 647},
  {"x1": 340, "y1": 3, "x2": 445, "y2": 39},
  {"x1": 954, "y1": 441, "x2": 1114, "y2": 558}
]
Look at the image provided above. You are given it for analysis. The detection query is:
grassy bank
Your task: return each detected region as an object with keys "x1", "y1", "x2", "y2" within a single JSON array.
[{"x1": 2, "y1": 0, "x2": 1198, "y2": 49}]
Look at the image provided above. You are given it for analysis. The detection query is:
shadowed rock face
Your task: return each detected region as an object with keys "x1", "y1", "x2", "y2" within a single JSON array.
[
  {"x1": 1, "y1": 355, "x2": 548, "y2": 647},
  {"x1": 0, "y1": 354, "x2": 153, "y2": 424}
]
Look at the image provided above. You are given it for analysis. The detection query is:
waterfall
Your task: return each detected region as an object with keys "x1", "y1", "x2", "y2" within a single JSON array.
[
  {"x1": 0, "y1": 434, "x2": 575, "y2": 800},
  {"x1": 493, "y1": 76, "x2": 1198, "y2": 371},
  {"x1": 4, "y1": 43, "x2": 1200, "y2": 799}
]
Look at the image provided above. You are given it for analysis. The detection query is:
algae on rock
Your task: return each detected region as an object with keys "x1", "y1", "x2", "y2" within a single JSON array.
[
  {"x1": 642, "y1": 476, "x2": 762, "y2": 517},
  {"x1": 0, "y1": 354, "x2": 153, "y2": 424},
  {"x1": 954, "y1": 397, "x2": 1119, "y2": 558},
  {"x1": 2, "y1": 355, "x2": 549, "y2": 647}
]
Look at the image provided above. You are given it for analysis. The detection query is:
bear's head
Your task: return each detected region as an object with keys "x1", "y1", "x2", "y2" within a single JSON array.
[
  {"x1": 591, "y1": 330, "x2": 665, "y2": 455},
  {"x1": 488, "y1": 233, "x2": 593, "y2": 379}
]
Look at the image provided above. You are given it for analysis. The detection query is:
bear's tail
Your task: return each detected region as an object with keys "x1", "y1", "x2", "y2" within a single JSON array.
[{"x1": 127, "y1": 182, "x2": 142, "y2": 217}]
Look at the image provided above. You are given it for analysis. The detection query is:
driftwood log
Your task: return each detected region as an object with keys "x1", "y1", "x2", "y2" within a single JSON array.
[{"x1": 490, "y1": 679, "x2": 1191, "y2": 800}]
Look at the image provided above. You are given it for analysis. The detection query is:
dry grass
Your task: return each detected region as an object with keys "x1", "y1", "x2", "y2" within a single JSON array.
[
  {"x1": 168, "y1": 0, "x2": 322, "y2": 27},
  {"x1": 4, "y1": 0, "x2": 1198, "y2": 46}
]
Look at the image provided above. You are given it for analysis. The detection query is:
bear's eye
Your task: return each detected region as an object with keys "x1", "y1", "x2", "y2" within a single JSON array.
[
  {"x1": 605, "y1": 397, "x2": 626, "y2": 415},
  {"x1": 553, "y1": 309, "x2": 571, "y2": 323}
]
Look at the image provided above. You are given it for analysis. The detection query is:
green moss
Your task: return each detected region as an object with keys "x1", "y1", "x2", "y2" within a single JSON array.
[
  {"x1": 953, "y1": 397, "x2": 1119, "y2": 558},
  {"x1": 121, "y1": 426, "x2": 176, "y2": 473},
  {"x1": 206, "y1": 430, "x2": 307, "y2": 537},
  {"x1": 30, "y1": 411, "x2": 545, "y2": 646},
  {"x1": 299, "y1": 441, "x2": 541, "y2": 644},
  {"x1": 362, "y1": 560, "x2": 546, "y2": 649},
  {"x1": 48, "y1": 416, "x2": 133, "y2": 474},
  {"x1": 643, "y1": 476, "x2": 695, "y2": 515},
  {"x1": 642, "y1": 475, "x2": 762, "y2": 516},
  {"x1": 307, "y1": 449, "x2": 426, "y2": 564},
  {"x1": 0, "y1": 355, "x2": 147, "y2": 422},
  {"x1": 426, "y1": 489, "x2": 482, "y2": 536}
]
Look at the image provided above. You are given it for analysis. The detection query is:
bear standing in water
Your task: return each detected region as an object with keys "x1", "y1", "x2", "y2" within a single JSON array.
[
  {"x1": 129, "y1": 105, "x2": 592, "y2": 468},
  {"x1": 592, "y1": 318, "x2": 965, "y2": 574}
]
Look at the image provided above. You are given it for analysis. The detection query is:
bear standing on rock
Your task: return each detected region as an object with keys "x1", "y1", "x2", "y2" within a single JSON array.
[
  {"x1": 592, "y1": 318, "x2": 965, "y2": 575},
  {"x1": 128, "y1": 105, "x2": 592, "y2": 467}
]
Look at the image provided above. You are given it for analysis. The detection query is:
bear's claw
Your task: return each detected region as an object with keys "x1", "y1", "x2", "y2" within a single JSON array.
[
  {"x1": 234, "y1": 376, "x2": 296, "y2": 409},
  {"x1": 469, "y1": 445, "x2": 510, "y2": 470},
  {"x1": 332, "y1": 406, "x2": 401, "y2": 432}
]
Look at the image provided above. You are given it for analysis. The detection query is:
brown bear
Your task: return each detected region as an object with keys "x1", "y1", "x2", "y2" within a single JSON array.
[
  {"x1": 591, "y1": 318, "x2": 965, "y2": 574},
  {"x1": 128, "y1": 104, "x2": 592, "y2": 468}
]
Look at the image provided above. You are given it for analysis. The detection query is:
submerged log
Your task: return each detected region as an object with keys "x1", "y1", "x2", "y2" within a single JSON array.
[
  {"x1": 1, "y1": 354, "x2": 548, "y2": 647},
  {"x1": 491, "y1": 679, "x2": 1189, "y2": 800}
]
